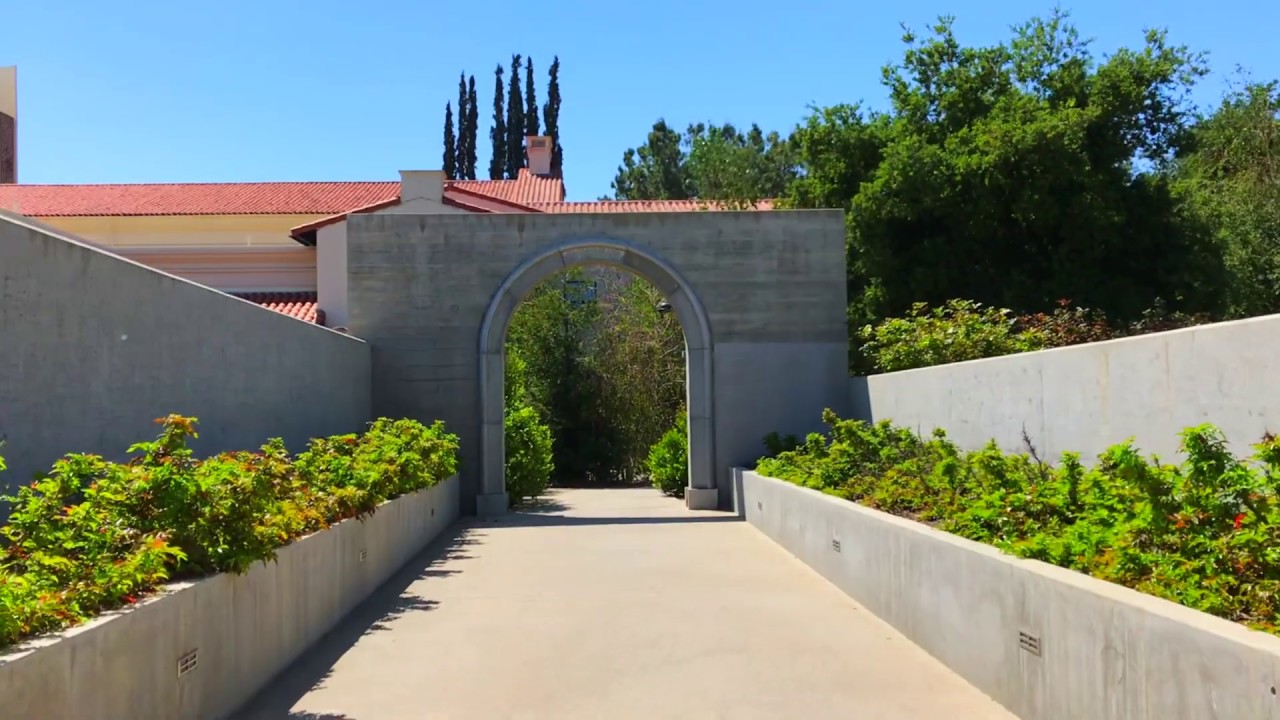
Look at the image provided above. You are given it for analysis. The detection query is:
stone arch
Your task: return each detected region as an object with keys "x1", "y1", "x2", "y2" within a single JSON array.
[{"x1": 475, "y1": 237, "x2": 715, "y2": 515}]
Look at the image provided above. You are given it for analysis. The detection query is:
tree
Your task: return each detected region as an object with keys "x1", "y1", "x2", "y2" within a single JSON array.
[
  {"x1": 544, "y1": 56, "x2": 563, "y2": 177},
  {"x1": 525, "y1": 56, "x2": 540, "y2": 137},
  {"x1": 789, "y1": 10, "x2": 1225, "y2": 365},
  {"x1": 609, "y1": 120, "x2": 795, "y2": 204},
  {"x1": 609, "y1": 120, "x2": 690, "y2": 200},
  {"x1": 455, "y1": 74, "x2": 469, "y2": 179},
  {"x1": 684, "y1": 122, "x2": 798, "y2": 208},
  {"x1": 442, "y1": 102, "x2": 457, "y2": 179},
  {"x1": 506, "y1": 54, "x2": 526, "y2": 179},
  {"x1": 1173, "y1": 79, "x2": 1280, "y2": 317},
  {"x1": 464, "y1": 75, "x2": 479, "y2": 179},
  {"x1": 489, "y1": 64, "x2": 506, "y2": 180}
]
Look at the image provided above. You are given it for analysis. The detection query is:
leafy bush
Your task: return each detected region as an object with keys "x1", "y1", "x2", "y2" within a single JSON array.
[
  {"x1": 0, "y1": 414, "x2": 458, "y2": 649},
  {"x1": 860, "y1": 300, "x2": 1048, "y2": 373},
  {"x1": 861, "y1": 298, "x2": 1215, "y2": 374},
  {"x1": 647, "y1": 414, "x2": 688, "y2": 498},
  {"x1": 758, "y1": 410, "x2": 1280, "y2": 635},
  {"x1": 505, "y1": 404, "x2": 554, "y2": 506}
]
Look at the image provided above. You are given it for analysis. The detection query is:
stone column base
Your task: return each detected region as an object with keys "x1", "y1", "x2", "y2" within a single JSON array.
[
  {"x1": 477, "y1": 492, "x2": 509, "y2": 517},
  {"x1": 685, "y1": 487, "x2": 719, "y2": 511}
]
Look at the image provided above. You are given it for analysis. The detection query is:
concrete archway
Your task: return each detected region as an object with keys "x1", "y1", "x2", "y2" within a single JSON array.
[{"x1": 475, "y1": 238, "x2": 716, "y2": 515}]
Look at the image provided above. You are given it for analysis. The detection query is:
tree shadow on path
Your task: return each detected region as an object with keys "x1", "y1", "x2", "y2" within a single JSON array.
[{"x1": 230, "y1": 525, "x2": 481, "y2": 719}]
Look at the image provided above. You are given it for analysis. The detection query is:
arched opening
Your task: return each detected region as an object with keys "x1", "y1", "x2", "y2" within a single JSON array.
[{"x1": 476, "y1": 238, "x2": 714, "y2": 515}]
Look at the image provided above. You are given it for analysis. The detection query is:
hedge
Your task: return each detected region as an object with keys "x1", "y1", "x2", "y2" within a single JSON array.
[
  {"x1": 0, "y1": 415, "x2": 458, "y2": 649},
  {"x1": 757, "y1": 410, "x2": 1280, "y2": 635}
]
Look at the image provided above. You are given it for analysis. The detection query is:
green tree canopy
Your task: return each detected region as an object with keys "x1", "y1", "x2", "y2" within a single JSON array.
[
  {"x1": 789, "y1": 10, "x2": 1225, "y2": 336},
  {"x1": 609, "y1": 120, "x2": 795, "y2": 205},
  {"x1": 1172, "y1": 79, "x2": 1280, "y2": 316}
]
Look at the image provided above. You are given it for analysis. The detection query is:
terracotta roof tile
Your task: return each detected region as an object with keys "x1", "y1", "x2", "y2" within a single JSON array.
[
  {"x1": 0, "y1": 171, "x2": 564, "y2": 218},
  {"x1": 453, "y1": 169, "x2": 565, "y2": 204},
  {"x1": 233, "y1": 291, "x2": 321, "y2": 324},
  {"x1": 532, "y1": 199, "x2": 775, "y2": 213},
  {"x1": 0, "y1": 182, "x2": 400, "y2": 217}
]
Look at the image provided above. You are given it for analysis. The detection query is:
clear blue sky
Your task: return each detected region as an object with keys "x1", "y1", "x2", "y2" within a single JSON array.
[{"x1": 5, "y1": 1, "x2": 1278, "y2": 201}]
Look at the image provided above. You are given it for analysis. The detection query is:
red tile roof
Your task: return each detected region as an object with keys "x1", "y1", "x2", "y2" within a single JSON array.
[
  {"x1": 0, "y1": 182, "x2": 400, "y2": 217},
  {"x1": 0, "y1": 171, "x2": 566, "y2": 218},
  {"x1": 453, "y1": 169, "x2": 565, "y2": 205},
  {"x1": 233, "y1": 291, "x2": 322, "y2": 324}
]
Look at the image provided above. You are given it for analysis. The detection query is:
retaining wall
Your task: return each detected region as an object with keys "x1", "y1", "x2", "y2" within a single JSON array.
[
  {"x1": 850, "y1": 314, "x2": 1280, "y2": 462},
  {"x1": 0, "y1": 475, "x2": 460, "y2": 720},
  {"x1": 0, "y1": 212, "x2": 372, "y2": 505},
  {"x1": 739, "y1": 470, "x2": 1280, "y2": 720}
]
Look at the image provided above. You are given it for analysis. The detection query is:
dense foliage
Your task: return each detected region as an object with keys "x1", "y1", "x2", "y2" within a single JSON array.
[
  {"x1": 860, "y1": 298, "x2": 1209, "y2": 373},
  {"x1": 758, "y1": 410, "x2": 1280, "y2": 634},
  {"x1": 608, "y1": 11, "x2": 1280, "y2": 371},
  {"x1": 0, "y1": 415, "x2": 459, "y2": 649},
  {"x1": 505, "y1": 268, "x2": 685, "y2": 487},
  {"x1": 504, "y1": 404, "x2": 554, "y2": 505},
  {"x1": 610, "y1": 121, "x2": 796, "y2": 207},
  {"x1": 646, "y1": 413, "x2": 688, "y2": 498}
]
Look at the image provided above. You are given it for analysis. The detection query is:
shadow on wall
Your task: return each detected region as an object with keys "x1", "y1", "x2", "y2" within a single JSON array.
[{"x1": 230, "y1": 526, "x2": 482, "y2": 719}]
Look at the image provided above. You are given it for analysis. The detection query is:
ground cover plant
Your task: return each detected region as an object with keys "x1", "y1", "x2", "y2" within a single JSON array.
[
  {"x1": 0, "y1": 415, "x2": 459, "y2": 649},
  {"x1": 757, "y1": 409, "x2": 1280, "y2": 634}
]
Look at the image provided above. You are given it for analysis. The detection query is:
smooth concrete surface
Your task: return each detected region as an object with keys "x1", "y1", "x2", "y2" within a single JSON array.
[
  {"x1": 0, "y1": 476, "x2": 460, "y2": 720},
  {"x1": 344, "y1": 211, "x2": 848, "y2": 513},
  {"x1": 852, "y1": 313, "x2": 1280, "y2": 463},
  {"x1": 741, "y1": 470, "x2": 1280, "y2": 720},
  {"x1": 232, "y1": 487, "x2": 1013, "y2": 720},
  {"x1": 0, "y1": 212, "x2": 372, "y2": 505}
]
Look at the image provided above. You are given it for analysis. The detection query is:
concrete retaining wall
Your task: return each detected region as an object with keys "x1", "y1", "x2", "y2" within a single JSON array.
[
  {"x1": 739, "y1": 470, "x2": 1280, "y2": 719},
  {"x1": 0, "y1": 475, "x2": 460, "y2": 720},
  {"x1": 0, "y1": 212, "x2": 372, "y2": 504},
  {"x1": 851, "y1": 313, "x2": 1280, "y2": 462}
]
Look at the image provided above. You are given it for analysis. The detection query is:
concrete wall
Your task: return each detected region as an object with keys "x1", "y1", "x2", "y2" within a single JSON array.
[
  {"x1": 0, "y1": 476, "x2": 461, "y2": 720},
  {"x1": 0, "y1": 213, "x2": 371, "y2": 500},
  {"x1": 739, "y1": 470, "x2": 1280, "y2": 720},
  {"x1": 851, "y1": 314, "x2": 1280, "y2": 462},
  {"x1": 345, "y1": 211, "x2": 849, "y2": 512}
]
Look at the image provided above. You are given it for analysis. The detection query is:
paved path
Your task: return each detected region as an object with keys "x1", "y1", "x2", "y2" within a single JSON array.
[{"x1": 234, "y1": 487, "x2": 1016, "y2": 719}]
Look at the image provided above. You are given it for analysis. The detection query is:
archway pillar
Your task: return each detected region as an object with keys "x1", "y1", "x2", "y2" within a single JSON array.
[{"x1": 477, "y1": 348, "x2": 509, "y2": 515}]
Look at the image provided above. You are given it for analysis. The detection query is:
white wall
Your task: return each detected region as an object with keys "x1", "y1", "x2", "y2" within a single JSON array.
[
  {"x1": 851, "y1": 314, "x2": 1280, "y2": 462},
  {"x1": 0, "y1": 477, "x2": 461, "y2": 720},
  {"x1": 740, "y1": 470, "x2": 1280, "y2": 720},
  {"x1": 316, "y1": 223, "x2": 349, "y2": 328}
]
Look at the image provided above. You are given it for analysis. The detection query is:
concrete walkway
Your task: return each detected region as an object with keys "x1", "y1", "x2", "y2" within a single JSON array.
[{"x1": 234, "y1": 488, "x2": 1016, "y2": 719}]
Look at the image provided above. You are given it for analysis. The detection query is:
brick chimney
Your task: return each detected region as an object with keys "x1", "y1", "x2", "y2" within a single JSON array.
[{"x1": 526, "y1": 135, "x2": 552, "y2": 176}]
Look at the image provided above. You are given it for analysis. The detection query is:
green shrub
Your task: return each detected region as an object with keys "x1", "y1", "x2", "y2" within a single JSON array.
[
  {"x1": 860, "y1": 300, "x2": 1047, "y2": 373},
  {"x1": 647, "y1": 414, "x2": 688, "y2": 498},
  {"x1": 505, "y1": 404, "x2": 554, "y2": 505},
  {"x1": 758, "y1": 409, "x2": 1280, "y2": 635},
  {"x1": 0, "y1": 414, "x2": 459, "y2": 649}
]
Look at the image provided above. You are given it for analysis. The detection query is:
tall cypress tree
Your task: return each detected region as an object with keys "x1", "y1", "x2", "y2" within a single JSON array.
[
  {"x1": 489, "y1": 64, "x2": 506, "y2": 180},
  {"x1": 455, "y1": 73, "x2": 469, "y2": 179},
  {"x1": 525, "y1": 56, "x2": 539, "y2": 136},
  {"x1": 544, "y1": 56, "x2": 563, "y2": 178},
  {"x1": 443, "y1": 102, "x2": 457, "y2": 179},
  {"x1": 465, "y1": 75, "x2": 479, "y2": 179},
  {"x1": 505, "y1": 54, "x2": 525, "y2": 179}
]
